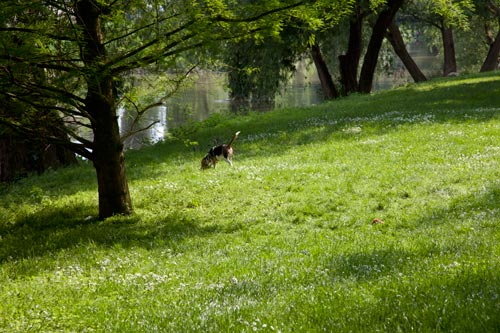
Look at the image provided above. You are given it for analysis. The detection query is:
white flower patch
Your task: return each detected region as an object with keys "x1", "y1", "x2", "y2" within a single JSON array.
[
  {"x1": 238, "y1": 317, "x2": 277, "y2": 332},
  {"x1": 457, "y1": 150, "x2": 499, "y2": 168},
  {"x1": 295, "y1": 111, "x2": 437, "y2": 129},
  {"x1": 439, "y1": 261, "x2": 461, "y2": 271},
  {"x1": 361, "y1": 138, "x2": 385, "y2": 145},
  {"x1": 95, "y1": 271, "x2": 176, "y2": 291},
  {"x1": 242, "y1": 111, "x2": 442, "y2": 146},
  {"x1": 443, "y1": 107, "x2": 500, "y2": 120},
  {"x1": 244, "y1": 132, "x2": 282, "y2": 143},
  {"x1": 343, "y1": 126, "x2": 362, "y2": 134},
  {"x1": 473, "y1": 107, "x2": 500, "y2": 113},
  {"x1": 160, "y1": 181, "x2": 179, "y2": 190},
  {"x1": 288, "y1": 116, "x2": 339, "y2": 129}
]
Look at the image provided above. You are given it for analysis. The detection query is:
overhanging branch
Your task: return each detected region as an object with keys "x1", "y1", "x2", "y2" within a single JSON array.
[{"x1": 108, "y1": 1, "x2": 310, "y2": 74}]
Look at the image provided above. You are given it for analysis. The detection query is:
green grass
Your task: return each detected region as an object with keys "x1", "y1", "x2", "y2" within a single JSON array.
[{"x1": 1, "y1": 73, "x2": 500, "y2": 332}]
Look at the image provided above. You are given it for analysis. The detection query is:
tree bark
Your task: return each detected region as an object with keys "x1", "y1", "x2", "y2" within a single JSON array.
[
  {"x1": 480, "y1": 29, "x2": 500, "y2": 72},
  {"x1": 76, "y1": 0, "x2": 133, "y2": 218},
  {"x1": 385, "y1": 21, "x2": 427, "y2": 82},
  {"x1": 339, "y1": 6, "x2": 363, "y2": 95},
  {"x1": 358, "y1": 0, "x2": 405, "y2": 93},
  {"x1": 441, "y1": 26, "x2": 457, "y2": 76},
  {"x1": 311, "y1": 43, "x2": 339, "y2": 99}
]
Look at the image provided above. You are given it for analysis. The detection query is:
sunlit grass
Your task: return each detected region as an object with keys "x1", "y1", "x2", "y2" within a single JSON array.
[{"x1": 1, "y1": 73, "x2": 499, "y2": 332}]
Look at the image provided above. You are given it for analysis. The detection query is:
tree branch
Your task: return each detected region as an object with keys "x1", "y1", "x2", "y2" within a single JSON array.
[
  {"x1": 0, "y1": 116, "x2": 94, "y2": 160},
  {"x1": 120, "y1": 120, "x2": 160, "y2": 141},
  {"x1": 107, "y1": 19, "x2": 197, "y2": 72},
  {"x1": 108, "y1": 1, "x2": 309, "y2": 74},
  {"x1": 103, "y1": 13, "x2": 183, "y2": 46},
  {"x1": 212, "y1": 0, "x2": 310, "y2": 23}
]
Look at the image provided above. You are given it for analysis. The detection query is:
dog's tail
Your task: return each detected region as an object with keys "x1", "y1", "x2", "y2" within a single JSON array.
[{"x1": 227, "y1": 131, "x2": 240, "y2": 148}]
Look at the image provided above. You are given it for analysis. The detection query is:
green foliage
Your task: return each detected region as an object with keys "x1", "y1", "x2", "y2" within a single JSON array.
[
  {"x1": 222, "y1": 0, "x2": 355, "y2": 112},
  {"x1": 0, "y1": 0, "x2": 315, "y2": 153},
  {"x1": 406, "y1": 0, "x2": 475, "y2": 29},
  {"x1": 1, "y1": 73, "x2": 499, "y2": 332}
]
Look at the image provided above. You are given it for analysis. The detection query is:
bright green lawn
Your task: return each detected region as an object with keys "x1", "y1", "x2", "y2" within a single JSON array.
[{"x1": 1, "y1": 73, "x2": 499, "y2": 332}]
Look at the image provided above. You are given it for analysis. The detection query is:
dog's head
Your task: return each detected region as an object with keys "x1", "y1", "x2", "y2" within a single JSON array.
[{"x1": 200, "y1": 154, "x2": 213, "y2": 170}]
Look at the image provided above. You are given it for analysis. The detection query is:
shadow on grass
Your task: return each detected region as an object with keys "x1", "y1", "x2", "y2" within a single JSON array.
[
  {"x1": 0, "y1": 205, "x2": 234, "y2": 273},
  {"x1": 409, "y1": 182, "x2": 500, "y2": 233},
  {"x1": 372, "y1": 269, "x2": 500, "y2": 332},
  {"x1": 327, "y1": 248, "x2": 412, "y2": 281},
  {"x1": 0, "y1": 162, "x2": 97, "y2": 207},
  {"x1": 318, "y1": 184, "x2": 500, "y2": 331},
  {"x1": 310, "y1": 263, "x2": 500, "y2": 332},
  {"x1": 324, "y1": 181, "x2": 500, "y2": 285}
]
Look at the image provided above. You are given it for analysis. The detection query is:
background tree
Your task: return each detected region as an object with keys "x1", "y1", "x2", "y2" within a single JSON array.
[
  {"x1": 384, "y1": 19, "x2": 427, "y2": 82},
  {"x1": 358, "y1": 0, "x2": 405, "y2": 92},
  {"x1": 405, "y1": 0, "x2": 475, "y2": 76},
  {"x1": 223, "y1": 0, "x2": 352, "y2": 108},
  {"x1": 310, "y1": 0, "x2": 405, "y2": 96},
  {"x1": 0, "y1": 6, "x2": 77, "y2": 181},
  {"x1": 225, "y1": 31, "x2": 300, "y2": 113},
  {"x1": 0, "y1": 0, "x2": 311, "y2": 219},
  {"x1": 475, "y1": 0, "x2": 500, "y2": 71}
]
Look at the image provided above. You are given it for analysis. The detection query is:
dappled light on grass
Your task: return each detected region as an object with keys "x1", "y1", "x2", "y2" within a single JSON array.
[{"x1": 1, "y1": 73, "x2": 500, "y2": 332}]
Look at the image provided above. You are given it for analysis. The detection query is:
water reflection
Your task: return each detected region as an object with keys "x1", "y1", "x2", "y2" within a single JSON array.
[
  {"x1": 119, "y1": 105, "x2": 167, "y2": 149},
  {"x1": 119, "y1": 65, "x2": 323, "y2": 149},
  {"x1": 118, "y1": 53, "x2": 439, "y2": 149}
]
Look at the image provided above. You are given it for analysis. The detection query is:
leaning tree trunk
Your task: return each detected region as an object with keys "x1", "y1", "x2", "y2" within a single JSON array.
[
  {"x1": 77, "y1": 0, "x2": 133, "y2": 219},
  {"x1": 338, "y1": 5, "x2": 363, "y2": 95},
  {"x1": 386, "y1": 21, "x2": 427, "y2": 83},
  {"x1": 441, "y1": 26, "x2": 457, "y2": 76},
  {"x1": 480, "y1": 29, "x2": 500, "y2": 72},
  {"x1": 311, "y1": 43, "x2": 339, "y2": 99},
  {"x1": 358, "y1": 0, "x2": 405, "y2": 93}
]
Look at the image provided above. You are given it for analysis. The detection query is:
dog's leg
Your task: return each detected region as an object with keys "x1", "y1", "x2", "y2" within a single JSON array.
[{"x1": 224, "y1": 158, "x2": 233, "y2": 166}]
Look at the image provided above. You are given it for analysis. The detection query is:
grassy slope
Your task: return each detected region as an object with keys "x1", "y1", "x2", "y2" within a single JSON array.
[{"x1": 1, "y1": 73, "x2": 499, "y2": 332}]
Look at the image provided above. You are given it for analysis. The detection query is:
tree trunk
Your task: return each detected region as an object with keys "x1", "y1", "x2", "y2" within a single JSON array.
[
  {"x1": 480, "y1": 29, "x2": 500, "y2": 72},
  {"x1": 311, "y1": 43, "x2": 339, "y2": 99},
  {"x1": 92, "y1": 124, "x2": 133, "y2": 219},
  {"x1": 228, "y1": 51, "x2": 251, "y2": 113},
  {"x1": 339, "y1": 6, "x2": 363, "y2": 95},
  {"x1": 358, "y1": 0, "x2": 404, "y2": 93},
  {"x1": 385, "y1": 21, "x2": 427, "y2": 82},
  {"x1": 77, "y1": 0, "x2": 133, "y2": 219},
  {"x1": 441, "y1": 26, "x2": 457, "y2": 76}
]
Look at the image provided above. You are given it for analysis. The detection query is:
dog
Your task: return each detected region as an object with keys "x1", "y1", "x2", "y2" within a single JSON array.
[{"x1": 201, "y1": 131, "x2": 240, "y2": 170}]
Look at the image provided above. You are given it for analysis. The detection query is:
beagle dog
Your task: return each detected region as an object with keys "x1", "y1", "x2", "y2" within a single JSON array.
[{"x1": 201, "y1": 131, "x2": 240, "y2": 170}]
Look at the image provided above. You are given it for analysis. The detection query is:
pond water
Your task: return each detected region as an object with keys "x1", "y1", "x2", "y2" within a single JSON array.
[
  {"x1": 119, "y1": 61, "x2": 324, "y2": 149},
  {"x1": 119, "y1": 54, "x2": 440, "y2": 149}
]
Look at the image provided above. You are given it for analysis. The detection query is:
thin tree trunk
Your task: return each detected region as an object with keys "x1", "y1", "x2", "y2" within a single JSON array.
[
  {"x1": 339, "y1": 6, "x2": 363, "y2": 95},
  {"x1": 441, "y1": 26, "x2": 457, "y2": 76},
  {"x1": 311, "y1": 43, "x2": 339, "y2": 99},
  {"x1": 359, "y1": 0, "x2": 405, "y2": 93},
  {"x1": 386, "y1": 21, "x2": 427, "y2": 82},
  {"x1": 77, "y1": 0, "x2": 133, "y2": 218},
  {"x1": 481, "y1": 29, "x2": 500, "y2": 72},
  {"x1": 228, "y1": 51, "x2": 251, "y2": 113}
]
